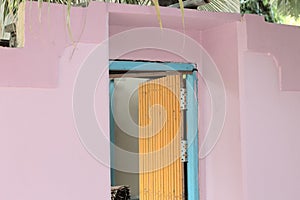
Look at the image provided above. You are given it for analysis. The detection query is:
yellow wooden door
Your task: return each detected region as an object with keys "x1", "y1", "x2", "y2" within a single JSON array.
[{"x1": 139, "y1": 75, "x2": 184, "y2": 200}]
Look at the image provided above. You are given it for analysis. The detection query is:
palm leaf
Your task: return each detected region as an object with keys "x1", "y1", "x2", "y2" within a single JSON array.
[
  {"x1": 272, "y1": 0, "x2": 300, "y2": 19},
  {"x1": 198, "y1": 0, "x2": 240, "y2": 13}
]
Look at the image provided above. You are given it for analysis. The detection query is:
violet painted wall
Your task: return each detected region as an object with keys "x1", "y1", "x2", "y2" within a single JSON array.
[{"x1": 0, "y1": 2, "x2": 299, "y2": 200}]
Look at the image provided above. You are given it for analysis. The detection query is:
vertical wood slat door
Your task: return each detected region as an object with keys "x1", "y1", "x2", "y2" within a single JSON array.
[{"x1": 139, "y1": 75, "x2": 183, "y2": 200}]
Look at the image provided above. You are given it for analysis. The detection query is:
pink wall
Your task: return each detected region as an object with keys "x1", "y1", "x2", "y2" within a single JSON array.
[
  {"x1": 238, "y1": 15, "x2": 300, "y2": 200},
  {"x1": 0, "y1": 43, "x2": 110, "y2": 200},
  {"x1": 0, "y1": 2, "x2": 110, "y2": 200},
  {"x1": 201, "y1": 22, "x2": 243, "y2": 200},
  {"x1": 244, "y1": 15, "x2": 300, "y2": 91},
  {"x1": 0, "y1": 2, "x2": 300, "y2": 200},
  {"x1": 239, "y1": 52, "x2": 300, "y2": 200},
  {"x1": 0, "y1": 2, "x2": 106, "y2": 87}
]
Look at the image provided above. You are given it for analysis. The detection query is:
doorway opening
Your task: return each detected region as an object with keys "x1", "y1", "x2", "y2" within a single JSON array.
[{"x1": 109, "y1": 61, "x2": 199, "y2": 200}]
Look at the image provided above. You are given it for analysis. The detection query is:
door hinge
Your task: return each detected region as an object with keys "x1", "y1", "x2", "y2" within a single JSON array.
[
  {"x1": 180, "y1": 88, "x2": 187, "y2": 110},
  {"x1": 180, "y1": 139, "x2": 188, "y2": 162}
]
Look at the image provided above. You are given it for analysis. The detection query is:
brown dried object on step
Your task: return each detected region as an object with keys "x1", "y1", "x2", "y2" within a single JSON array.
[{"x1": 111, "y1": 185, "x2": 131, "y2": 200}]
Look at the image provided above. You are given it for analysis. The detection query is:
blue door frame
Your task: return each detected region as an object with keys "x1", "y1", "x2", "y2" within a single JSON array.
[{"x1": 109, "y1": 61, "x2": 199, "y2": 200}]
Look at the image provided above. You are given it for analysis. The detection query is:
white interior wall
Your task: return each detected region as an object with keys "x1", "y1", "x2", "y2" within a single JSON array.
[{"x1": 112, "y1": 78, "x2": 148, "y2": 198}]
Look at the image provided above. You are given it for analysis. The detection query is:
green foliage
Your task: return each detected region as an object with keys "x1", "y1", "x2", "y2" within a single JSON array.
[
  {"x1": 241, "y1": 0, "x2": 278, "y2": 22},
  {"x1": 241, "y1": 0, "x2": 300, "y2": 24},
  {"x1": 275, "y1": 0, "x2": 300, "y2": 19}
]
